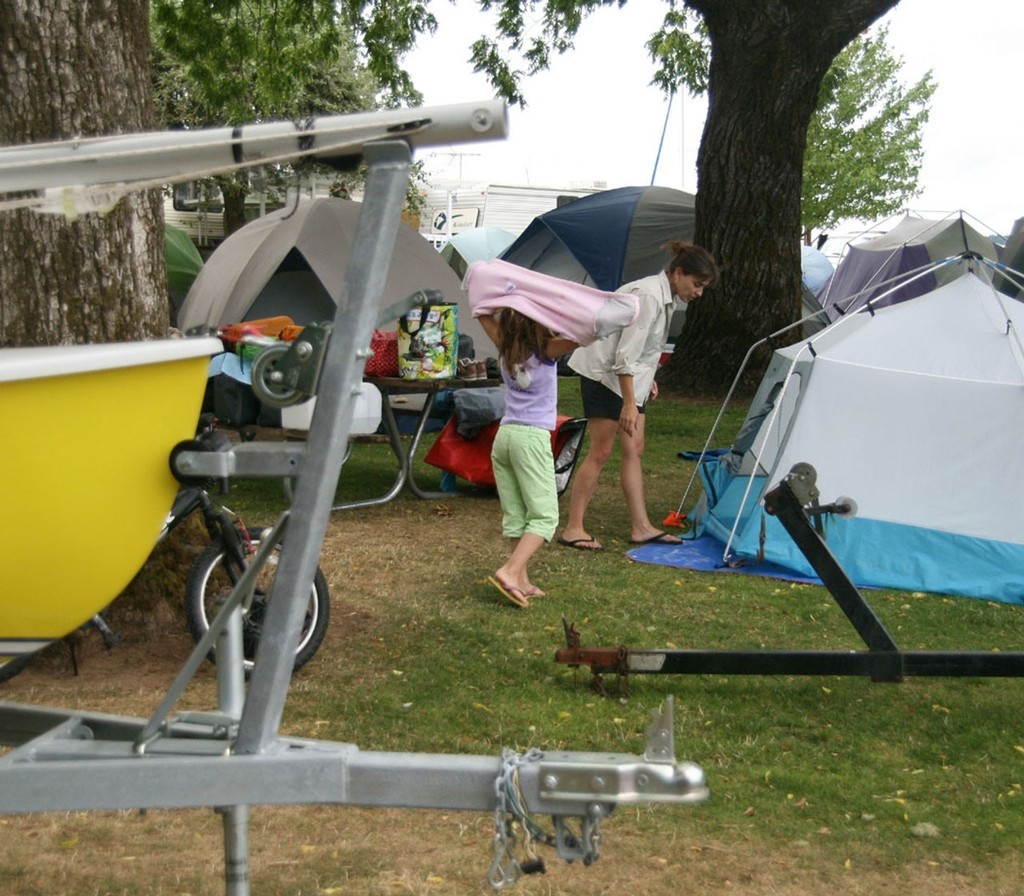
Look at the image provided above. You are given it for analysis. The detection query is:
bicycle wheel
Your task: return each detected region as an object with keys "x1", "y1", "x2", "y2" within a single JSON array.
[{"x1": 185, "y1": 537, "x2": 330, "y2": 674}]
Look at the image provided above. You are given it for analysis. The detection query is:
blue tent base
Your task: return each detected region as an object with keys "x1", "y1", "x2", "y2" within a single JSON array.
[{"x1": 560, "y1": 470, "x2": 1024, "y2": 687}]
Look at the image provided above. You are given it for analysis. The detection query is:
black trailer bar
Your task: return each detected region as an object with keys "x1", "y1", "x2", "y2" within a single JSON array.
[{"x1": 556, "y1": 464, "x2": 1024, "y2": 685}]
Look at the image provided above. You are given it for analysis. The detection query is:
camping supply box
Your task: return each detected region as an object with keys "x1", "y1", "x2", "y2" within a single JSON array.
[{"x1": 397, "y1": 304, "x2": 458, "y2": 380}]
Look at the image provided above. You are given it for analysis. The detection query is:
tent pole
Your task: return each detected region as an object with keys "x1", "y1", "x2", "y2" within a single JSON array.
[
  {"x1": 670, "y1": 305, "x2": 833, "y2": 529},
  {"x1": 650, "y1": 91, "x2": 674, "y2": 186}
]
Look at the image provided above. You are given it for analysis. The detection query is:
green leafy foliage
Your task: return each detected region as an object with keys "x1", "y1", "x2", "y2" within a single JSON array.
[
  {"x1": 152, "y1": 0, "x2": 376, "y2": 125},
  {"x1": 149, "y1": 0, "x2": 915, "y2": 390},
  {"x1": 151, "y1": 0, "x2": 383, "y2": 232},
  {"x1": 342, "y1": 0, "x2": 438, "y2": 106},
  {"x1": 802, "y1": 26, "x2": 935, "y2": 238},
  {"x1": 470, "y1": 0, "x2": 628, "y2": 105},
  {"x1": 646, "y1": 6, "x2": 709, "y2": 96}
]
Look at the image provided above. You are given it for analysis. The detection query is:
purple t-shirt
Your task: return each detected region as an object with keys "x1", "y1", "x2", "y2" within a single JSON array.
[{"x1": 500, "y1": 353, "x2": 558, "y2": 430}]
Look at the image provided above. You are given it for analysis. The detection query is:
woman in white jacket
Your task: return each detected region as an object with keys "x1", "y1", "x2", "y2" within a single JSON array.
[{"x1": 558, "y1": 241, "x2": 719, "y2": 551}]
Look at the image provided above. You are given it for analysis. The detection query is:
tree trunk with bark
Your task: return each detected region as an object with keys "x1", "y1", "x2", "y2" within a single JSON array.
[
  {"x1": 664, "y1": 0, "x2": 899, "y2": 396},
  {"x1": 220, "y1": 176, "x2": 249, "y2": 237},
  {"x1": 0, "y1": 0, "x2": 167, "y2": 348}
]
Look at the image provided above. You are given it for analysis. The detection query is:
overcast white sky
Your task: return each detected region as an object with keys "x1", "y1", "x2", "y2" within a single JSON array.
[{"x1": 404, "y1": 0, "x2": 1024, "y2": 238}]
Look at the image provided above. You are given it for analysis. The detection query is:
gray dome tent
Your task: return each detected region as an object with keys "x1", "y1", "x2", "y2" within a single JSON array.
[
  {"x1": 177, "y1": 197, "x2": 493, "y2": 356},
  {"x1": 813, "y1": 212, "x2": 998, "y2": 324}
]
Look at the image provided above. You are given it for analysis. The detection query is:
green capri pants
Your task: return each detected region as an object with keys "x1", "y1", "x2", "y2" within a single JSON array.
[{"x1": 490, "y1": 423, "x2": 559, "y2": 542}]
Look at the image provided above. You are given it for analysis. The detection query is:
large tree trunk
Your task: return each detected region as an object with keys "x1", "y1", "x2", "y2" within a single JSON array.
[
  {"x1": 220, "y1": 177, "x2": 249, "y2": 237},
  {"x1": 0, "y1": 0, "x2": 167, "y2": 348},
  {"x1": 664, "y1": 0, "x2": 898, "y2": 396}
]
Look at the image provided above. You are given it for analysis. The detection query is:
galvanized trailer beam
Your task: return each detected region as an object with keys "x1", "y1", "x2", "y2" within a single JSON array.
[{"x1": 0, "y1": 698, "x2": 706, "y2": 814}]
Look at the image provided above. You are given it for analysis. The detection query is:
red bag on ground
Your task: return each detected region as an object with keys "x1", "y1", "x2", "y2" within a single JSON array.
[
  {"x1": 424, "y1": 419, "x2": 501, "y2": 486},
  {"x1": 424, "y1": 415, "x2": 585, "y2": 494}
]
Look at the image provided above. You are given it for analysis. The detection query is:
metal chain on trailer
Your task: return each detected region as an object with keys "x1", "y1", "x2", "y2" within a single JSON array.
[
  {"x1": 489, "y1": 748, "x2": 545, "y2": 889},
  {"x1": 488, "y1": 747, "x2": 604, "y2": 889}
]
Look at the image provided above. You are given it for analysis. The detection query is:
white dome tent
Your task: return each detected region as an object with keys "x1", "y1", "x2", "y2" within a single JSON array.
[{"x1": 692, "y1": 258, "x2": 1024, "y2": 604}]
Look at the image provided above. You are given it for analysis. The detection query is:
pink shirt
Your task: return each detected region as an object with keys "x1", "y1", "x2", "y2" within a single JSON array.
[{"x1": 463, "y1": 259, "x2": 638, "y2": 345}]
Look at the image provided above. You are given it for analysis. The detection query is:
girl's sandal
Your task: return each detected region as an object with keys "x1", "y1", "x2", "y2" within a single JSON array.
[{"x1": 487, "y1": 576, "x2": 529, "y2": 608}]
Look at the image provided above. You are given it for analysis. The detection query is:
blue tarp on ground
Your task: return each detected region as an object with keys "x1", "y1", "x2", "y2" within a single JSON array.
[{"x1": 627, "y1": 534, "x2": 822, "y2": 586}]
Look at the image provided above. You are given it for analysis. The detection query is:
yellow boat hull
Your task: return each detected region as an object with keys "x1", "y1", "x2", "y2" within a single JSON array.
[{"x1": 0, "y1": 337, "x2": 221, "y2": 669}]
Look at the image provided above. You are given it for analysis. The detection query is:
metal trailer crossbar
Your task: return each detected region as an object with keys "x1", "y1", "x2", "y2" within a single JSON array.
[
  {"x1": 556, "y1": 463, "x2": 1024, "y2": 687},
  {"x1": 0, "y1": 104, "x2": 708, "y2": 895}
]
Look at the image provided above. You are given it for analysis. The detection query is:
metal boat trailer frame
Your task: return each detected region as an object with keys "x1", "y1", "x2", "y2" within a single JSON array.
[
  {"x1": 0, "y1": 105, "x2": 707, "y2": 894},
  {"x1": 557, "y1": 463, "x2": 1024, "y2": 688}
]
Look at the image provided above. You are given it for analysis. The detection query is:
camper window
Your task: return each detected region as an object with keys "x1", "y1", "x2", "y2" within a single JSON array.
[{"x1": 173, "y1": 181, "x2": 224, "y2": 214}]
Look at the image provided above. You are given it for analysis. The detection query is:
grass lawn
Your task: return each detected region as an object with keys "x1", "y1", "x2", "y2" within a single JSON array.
[{"x1": 2, "y1": 382, "x2": 1023, "y2": 895}]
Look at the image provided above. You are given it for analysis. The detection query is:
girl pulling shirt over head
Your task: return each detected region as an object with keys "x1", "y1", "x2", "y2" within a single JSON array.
[{"x1": 475, "y1": 309, "x2": 579, "y2": 607}]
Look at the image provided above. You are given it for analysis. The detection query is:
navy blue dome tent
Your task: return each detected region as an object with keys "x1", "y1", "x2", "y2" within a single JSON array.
[{"x1": 500, "y1": 185, "x2": 696, "y2": 290}]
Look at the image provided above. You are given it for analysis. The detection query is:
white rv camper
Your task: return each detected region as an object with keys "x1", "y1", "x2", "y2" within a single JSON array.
[
  {"x1": 419, "y1": 180, "x2": 604, "y2": 248},
  {"x1": 164, "y1": 175, "x2": 339, "y2": 249}
]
